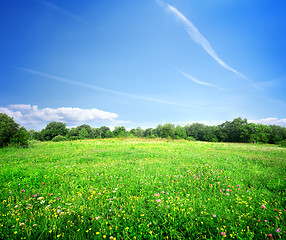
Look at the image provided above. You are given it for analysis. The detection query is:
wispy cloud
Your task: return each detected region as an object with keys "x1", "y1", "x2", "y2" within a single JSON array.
[
  {"x1": 158, "y1": 1, "x2": 247, "y2": 79},
  {"x1": 15, "y1": 66, "x2": 216, "y2": 110},
  {"x1": 39, "y1": 0, "x2": 86, "y2": 23},
  {"x1": 179, "y1": 71, "x2": 225, "y2": 91}
]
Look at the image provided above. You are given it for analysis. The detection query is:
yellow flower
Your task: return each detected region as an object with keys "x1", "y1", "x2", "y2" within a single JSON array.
[{"x1": 96, "y1": 232, "x2": 100, "y2": 235}]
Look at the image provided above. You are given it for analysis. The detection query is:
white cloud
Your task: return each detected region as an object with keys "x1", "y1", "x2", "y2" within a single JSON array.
[
  {"x1": 158, "y1": 1, "x2": 247, "y2": 79},
  {"x1": 0, "y1": 105, "x2": 119, "y2": 130},
  {"x1": 249, "y1": 118, "x2": 286, "y2": 127}
]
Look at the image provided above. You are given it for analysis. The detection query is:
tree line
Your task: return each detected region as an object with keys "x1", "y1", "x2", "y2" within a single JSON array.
[
  {"x1": 1, "y1": 113, "x2": 286, "y2": 148},
  {"x1": 28, "y1": 117, "x2": 286, "y2": 145}
]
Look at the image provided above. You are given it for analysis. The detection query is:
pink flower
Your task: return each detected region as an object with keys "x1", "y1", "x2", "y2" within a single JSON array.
[
  {"x1": 156, "y1": 199, "x2": 162, "y2": 203},
  {"x1": 264, "y1": 220, "x2": 267, "y2": 222},
  {"x1": 57, "y1": 210, "x2": 61, "y2": 213},
  {"x1": 154, "y1": 193, "x2": 160, "y2": 197},
  {"x1": 268, "y1": 234, "x2": 273, "y2": 239},
  {"x1": 57, "y1": 198, "x2": 61, "y2": 200},
  {"x1": 221, "y1": 232, "x2": 226, "y2": 236},
  {"x1": 261, "y1": 205, "x2": 266, "y2": 209},
  {"x1": 33, "y1": 194, "x2": 37, "y2": 198},
  {"x1": 21, "y1": 189, "x2": 25, "y2": 193},
  {"x1": 276, "y1": 228, "x2": 281, "y2": 233},
  {"x1": 213, "y1": 214, "x2": 216, "y2": 218},
  {"x1": 161, "y1": 191, "x2": 165, "y2": 194}
]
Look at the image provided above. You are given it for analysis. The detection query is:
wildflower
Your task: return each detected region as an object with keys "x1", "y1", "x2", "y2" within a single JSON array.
[
  {"x1": 264, "y1": 220, "x2": 267, "y2": 222},
  {"x1": 276, "y1": 228, "x2": 281, "y2": 233},
  {"x1": 156, "y1": 199, "x2": 162, "y2": 203},
  {"x1": 268, "y1": 234, "x2": 273, "y2": 239},
  {"x1": 19, "y1": 223, "x2": 25, "y2": 226},
  {"x1": 261, "y1": 205, "x2": 266, "y2": 209},
  {"x1": 57, "y1": 198, "x2": 61, "y2": 200},
  {"x1": 57, "y1": 210, "x2": 61, "y2": 213},
  {"x1": 226, "y1": 193, "x2": 229, "y2": 196},
  {"x1": 213, "y1": 214, "x2": 216, "y2": 218},
  {"x1": 37, "y1": 197, "x2": 43, "y2": 200},
  {"x1": 154, "y1": 193, "x2": 160, "y2": 197},
  {"x1": 15, "y1": 205, "x2": 18, "y2": 208},
  {"x1": 21, "y1": 189, "x2": 25, "y2": 193},
  {"x1": 33, "y1": 194, "x2": 38, "y2": 198},
  {"x1": 33, "y1": 224, "x2": 37, "y2": 227},
  {"x1": 221, "y1": 232, "x2": 226, "y2": 236}
]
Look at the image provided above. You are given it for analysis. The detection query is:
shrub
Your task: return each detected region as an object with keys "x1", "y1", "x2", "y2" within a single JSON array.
[
  {"x1": 280, "y1": 140, "x2": 286, "y2": 147},
  {"x1": 186, "y1": 136, "x2": 196, "y2": 141},
  {"x1": 69, "y1": 136, "x2": 79, "y2": 141},
  {"x1": 52, "y1": 135, "x2": 67, "y2": 142}
]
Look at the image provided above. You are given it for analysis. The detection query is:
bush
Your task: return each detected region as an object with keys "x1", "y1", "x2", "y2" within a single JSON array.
[
  {"x1": 69, "y1": 136, "x2": 79, "y2": 141},
  {"x1": 280, "y1": 140, "x2": 286, "y2": 147},
  {"x1": 0, "y1": 113, "x2": 28, "y2": 148},
  {"x1": 186, "y1": 137, "x2": 196, "y2": 141},
  {"x1": 52, "y1": 135, "x2": 67, "y2": 142}
]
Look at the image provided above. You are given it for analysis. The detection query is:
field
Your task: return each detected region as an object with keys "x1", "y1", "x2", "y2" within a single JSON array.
[{"x1": 0, "y1": 139, "x2": 286, "y2": 239}]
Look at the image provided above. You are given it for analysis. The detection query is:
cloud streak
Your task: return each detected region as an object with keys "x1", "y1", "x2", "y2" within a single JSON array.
[
  {"x1": 14, "y1": 66, "x2": 220, "y2": 111},
  {"x1": 39, "y1": 0, "x2": 86, "y2": 23},
  {"x1": 158, "y1": 1, "x2": 247, "y2": 79},
  {"x1": 179, "y1": 71, "x2": 225, "y2": 90}
]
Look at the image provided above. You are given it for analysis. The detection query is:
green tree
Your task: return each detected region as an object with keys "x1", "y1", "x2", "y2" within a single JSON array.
[
  {"x1": 174, "y1": 125, "x2": 187, "y2": 139},
  {"x1": 41, "y1": 122, "x2": 69, "y2": 141},
  {"x1": 113, "y1": 126, "x2": 127, "y2": 138},
  {"x1": 160, "y1": 124, "x2": 175, "y2": 139},
  {"x1": 75, "y1": 124, "x2": 94, "y2": 139},
  {"x1": 99, "y1": 126, "x2": 110, "y2": 138},
  {"x1": 0, "y1": 113, "x2": 28, "y2": 147}
]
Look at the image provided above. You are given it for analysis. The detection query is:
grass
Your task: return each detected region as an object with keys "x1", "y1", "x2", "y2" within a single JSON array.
[{"x1": 0, "y1": 138, "x2": 285, "y2": 239}]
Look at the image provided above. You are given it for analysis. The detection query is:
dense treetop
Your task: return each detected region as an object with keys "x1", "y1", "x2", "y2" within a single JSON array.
[{"x1": 26, "y1": 117, "x2": 286, "y2": 145}]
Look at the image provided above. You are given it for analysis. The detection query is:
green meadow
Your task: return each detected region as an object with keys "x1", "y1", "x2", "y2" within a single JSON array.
[{"x1": 0, "y1": 139, "x2": 285, "y2": 239}]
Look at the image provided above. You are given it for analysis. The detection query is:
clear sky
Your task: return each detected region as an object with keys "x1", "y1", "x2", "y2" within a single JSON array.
[{"x1": 1, "y1": 0, "x2": 286, "y2": 130}]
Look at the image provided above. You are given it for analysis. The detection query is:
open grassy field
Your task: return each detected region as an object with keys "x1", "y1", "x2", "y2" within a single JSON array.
[{"x1": 0, "y1": 139, "x2": 286, "y2": 239}]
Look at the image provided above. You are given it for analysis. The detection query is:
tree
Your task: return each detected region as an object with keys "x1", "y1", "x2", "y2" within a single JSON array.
[
  {"x1": 75, "y1": 124, "x2": 94, "y2": 139},
  {"x1": 184, "y1": 123, "x2": 206, "y2": 140},
  {"x1": 0, "y1": 113, "x2": 28, "y2": 147},
  {"x1": 160, "y1": 124, "x2": 175, "y2": 139},
  {"x1": 144, "y1": 128, "x2": 156, "y2": 138},
  {"x1": 41, "y1": 122, "x2": 68, "y2": 141},
  {"x1": 248, "y1": 123, "x2": 272, "y2": 143},
  {"x1": 174, "y1": 125, "x2": 187, "y2": 139},
  {"x1": 113, "y1": 126, "x2": 127, "y2": 138},
  {"x1": 99, "y1": 126, "x2": 110, "y2": 138}
]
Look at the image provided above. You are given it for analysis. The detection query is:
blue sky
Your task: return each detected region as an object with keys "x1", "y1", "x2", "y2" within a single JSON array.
[{"x1": 1, "y1": 0, "x2": 286, "y2": 130}]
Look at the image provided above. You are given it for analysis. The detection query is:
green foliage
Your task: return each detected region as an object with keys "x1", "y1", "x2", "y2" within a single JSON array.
[
  {"x1": 69, "y1": 136, "x2": 79, "y2": 141},
  {"x1": 113, "y1": 126, "x2": 127, "y2": 138},
  {"x1": 186, "y1": 136, "x2": 196, "y2": 141},
  {"x1": 52, "y1": 135, "x2": 67, "y2": 142},
  {"x1": 0, "y1": 113, "x2": 28, "y2": 148},
  {"x1": 41, "y1": 122, "x2": 68, "y2": 141},
  {"x1": 280, "y1": 140, "x2": 286, "y2": 147}
]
